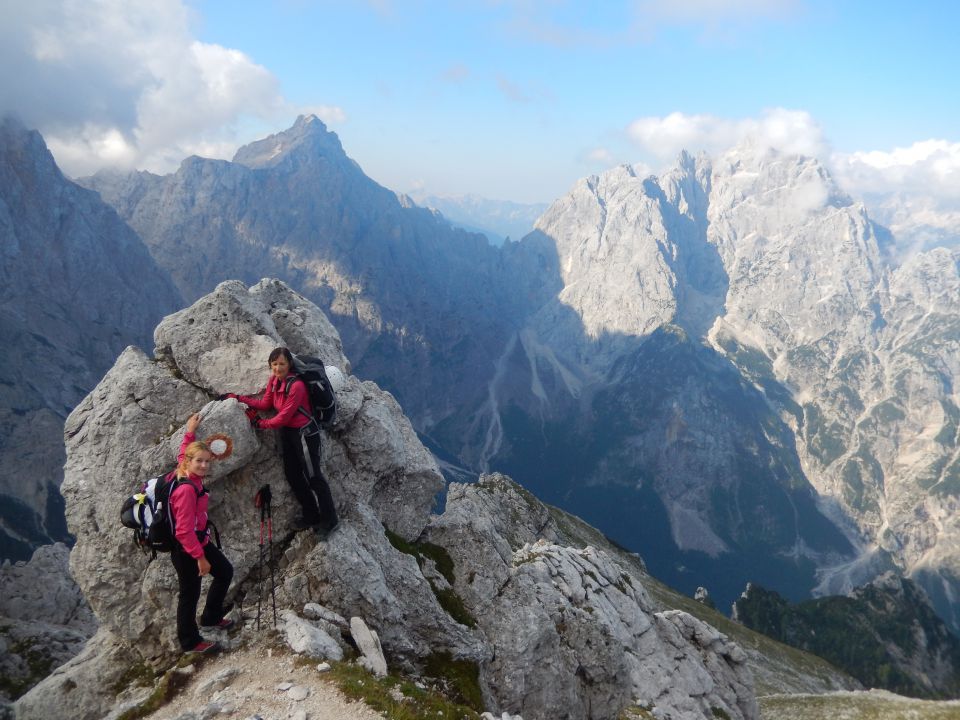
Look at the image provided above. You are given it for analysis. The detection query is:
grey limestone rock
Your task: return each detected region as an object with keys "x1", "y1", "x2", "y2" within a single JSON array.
[
  {"x1": 425, "y1": 475, "x2": 758, "y2": 720},
  {"x1": 350, "y1": 616, "x2": 387, "y2": 678},
  {"x1": 13, "y1": 629, "x2": 148, "y2": 720},
  {"x1": 0, "y1": 542, "x2": 94, "y2": 632},
  {"x1": 281, "y1": 610, "x2": 344, "y2": 661}
]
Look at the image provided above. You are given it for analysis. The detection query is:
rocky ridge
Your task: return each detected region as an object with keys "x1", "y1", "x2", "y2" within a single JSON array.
[{"x1": 15, "y1": 279, "x2": 758, "y2": 720}]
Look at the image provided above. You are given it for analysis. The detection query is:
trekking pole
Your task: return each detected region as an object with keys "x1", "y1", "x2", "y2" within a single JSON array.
[
  {"x1": 254, "y1": 485, "x2": 272, "y2": 630},
  {"x1": 266, "y1": 488, "x2": 277, "y2": 628}
]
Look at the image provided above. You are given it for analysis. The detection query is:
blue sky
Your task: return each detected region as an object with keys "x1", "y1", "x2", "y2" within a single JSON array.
[{"x1": 2, "y1": 1, "x2": 958, "y2": 205}]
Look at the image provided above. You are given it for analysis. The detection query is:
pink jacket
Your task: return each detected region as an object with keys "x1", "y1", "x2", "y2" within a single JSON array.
[
  {"x1": 239, "y1": 374, "x2": 312, "y2": 429},
  {"x1": 170, "y1": 431, "x2": 209, "y2": 559}
]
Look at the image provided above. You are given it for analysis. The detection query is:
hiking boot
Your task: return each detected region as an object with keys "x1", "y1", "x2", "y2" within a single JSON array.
[
  {"x1": 201, "y1": 618, "x2": 236, "y2": 631},
  {"x1": 185, "y1": 640, "x2": 221, "y2": 655},
  {"x1": 292, "y1": 516, "x2": 323, "y2": 531}
]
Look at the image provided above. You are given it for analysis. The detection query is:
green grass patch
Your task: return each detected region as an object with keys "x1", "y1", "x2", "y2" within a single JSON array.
[
  {"x1": 115, "y1": 654, "x2": 215, "y2": 720},
  {"x1": 110, "y1": 660, "x2": 159, "y2": 697},
  {"x1": 385, "y1": 529, "x2": 476, "y2": 628},
  {"x1": 422, "y1": 651, "x2": 484, "y2": 712},
  {"x1": 0, "y1": 634, "x2": 60, "y2": 700},
  {"x1": 327, "y1": 658, "x2": 482, "y2": 719}
]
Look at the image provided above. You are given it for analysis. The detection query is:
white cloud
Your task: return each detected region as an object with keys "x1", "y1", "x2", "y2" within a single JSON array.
[
  {"x1": 833, "y1": 140, "x2": 960, "y2": 200},
  {"x1": 0, "y1": 0, "x2": 335, "y2": 177},
  {"x1": 626, "y1": 108, "x2": 827, "y2": 166},
  {"x1": 585, "y1": 147, "x2": 616, "y2": 166}
]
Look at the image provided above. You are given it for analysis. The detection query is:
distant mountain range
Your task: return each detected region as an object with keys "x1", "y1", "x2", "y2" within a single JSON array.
[
  {"x1": 407, "y1": 192, "x2": 548, "y2": 246},
  {"x1": 4, "y1": 114, "x2": 960, "y2": 640}
]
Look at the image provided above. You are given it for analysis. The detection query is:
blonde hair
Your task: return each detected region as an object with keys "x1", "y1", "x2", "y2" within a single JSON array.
[{"x1": 177, "y1": 441, "x2": 212, "y2": 477}]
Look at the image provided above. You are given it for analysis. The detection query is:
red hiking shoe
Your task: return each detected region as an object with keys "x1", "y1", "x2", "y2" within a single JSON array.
[{"x1": 185, "y1": 640, "x2": 221, "y2": 655}]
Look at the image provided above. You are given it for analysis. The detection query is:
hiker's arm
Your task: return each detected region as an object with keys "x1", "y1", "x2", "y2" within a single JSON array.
[
  {"x1": 197, "y1": 554, "x2": 211, "y2": 576},
  {"x1": 171, "y1": 484, "x2": 204, "y2": 559},
  {"x1": 176, "y1": 430, "x2": 197, "y2": 465},
  {"x1": 257, "y1": 379, "x2": 306, "y2": 429},
  {"x1": 238, "y1": 380, "x2": 274, "y2": 411}
]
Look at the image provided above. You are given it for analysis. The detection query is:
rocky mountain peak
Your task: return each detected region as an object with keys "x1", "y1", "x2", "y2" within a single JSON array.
[
  {"x1": 232, "y1": 113, "x2": 348, "y2": 170},
  {"x1": 1, "y1": 115, "x2": 62, "y2": 185}
]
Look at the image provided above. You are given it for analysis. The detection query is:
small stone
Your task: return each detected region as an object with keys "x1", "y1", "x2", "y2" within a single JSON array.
[
  {"x1": 316, "y1": 662, "x2": 331, "y2": 672},
  {"x1": 199, "y1": 702, "x2": 223, "y2": 720},
  {"x1": 288, "y1": 685, "x2": 310, "y2": 701},
  {"x1": 275, "y1": 682, "x2": 293, "y2": 691}
]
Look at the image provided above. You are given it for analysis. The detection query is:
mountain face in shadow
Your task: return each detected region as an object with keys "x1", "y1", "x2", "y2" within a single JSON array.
[{"x1": 0, "y1": 116, "x2": 182, "y2": 559}]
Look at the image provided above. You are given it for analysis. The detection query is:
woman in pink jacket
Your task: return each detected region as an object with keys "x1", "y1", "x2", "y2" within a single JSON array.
[
  {"x1": 169, "y1": 412, "x2": 234, "y2": 654},
  {"x1": 238, "y1": 347, "x2": 338, "y2": 536}
]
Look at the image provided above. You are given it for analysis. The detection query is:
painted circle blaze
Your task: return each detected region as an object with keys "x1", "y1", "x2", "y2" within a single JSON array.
[{"x1": 205, "y1": 433, "x2": 233, "y2": 460}]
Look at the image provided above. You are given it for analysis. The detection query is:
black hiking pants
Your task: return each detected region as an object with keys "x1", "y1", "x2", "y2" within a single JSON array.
[
  {"x1": 170, "y1": 541, "x2": 233, "y2": 650},
  {"x1": 278, "y1": 426, "x2": 338, "y2": 529}
]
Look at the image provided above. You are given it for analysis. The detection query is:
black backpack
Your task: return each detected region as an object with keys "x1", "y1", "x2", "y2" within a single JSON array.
[
  {"x1": 120, "y1": 471, "x2": 203, "y2": 558},
  {"x1": 287, "y1": 353, "x2": 338, "y2": 428}
]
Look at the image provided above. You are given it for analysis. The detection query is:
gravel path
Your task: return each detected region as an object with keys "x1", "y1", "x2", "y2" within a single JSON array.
[{"x1": 141, "y1": 644, "x2": 386, "y2": 720}]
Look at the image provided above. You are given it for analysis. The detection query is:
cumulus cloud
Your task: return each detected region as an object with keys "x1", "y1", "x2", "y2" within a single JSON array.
[
  {"x1": 0, "y1": 0, "x2": 335, "y2": 177},
  {"x1": 832, "y1": 140, "x2": 960, "y2": 253},
  {"x1": 833, "y1": 140, "x2": 960, "y2": 200},
  {"x1": 626, "y1": 108, "x2": 827, "y2": 165}
]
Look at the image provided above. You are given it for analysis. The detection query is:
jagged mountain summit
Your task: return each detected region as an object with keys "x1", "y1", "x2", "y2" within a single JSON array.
[
  {"x1": 16, "y1": 279, "x2": 759, "y2": 720},
  {"x1": 0, "y1": 116, "x2": 182, "y2": 560}
]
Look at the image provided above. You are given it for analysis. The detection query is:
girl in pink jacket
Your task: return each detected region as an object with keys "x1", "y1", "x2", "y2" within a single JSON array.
[{"x1": 169, "y1": 412, "x2": 234, "y2": 654}]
